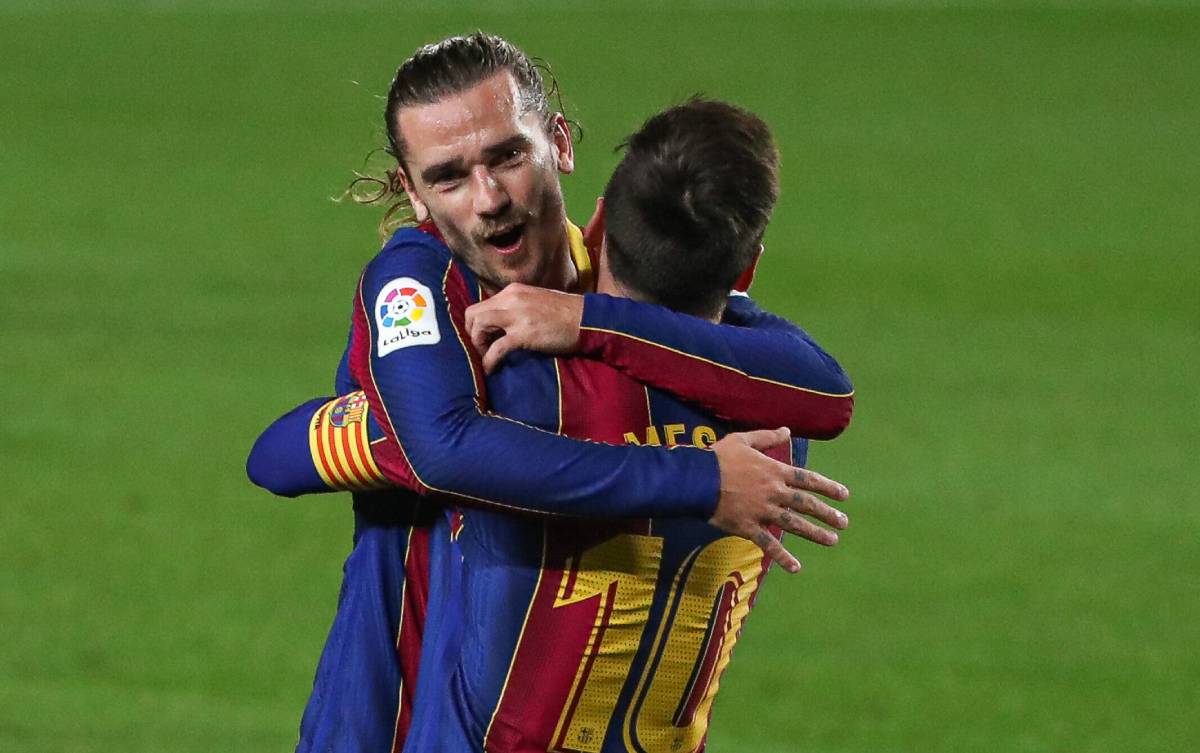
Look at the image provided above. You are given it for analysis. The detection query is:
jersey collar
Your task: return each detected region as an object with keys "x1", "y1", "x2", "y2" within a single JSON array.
[{"x1": 566, "y1": 221, "x2": 595, "y2": 293}]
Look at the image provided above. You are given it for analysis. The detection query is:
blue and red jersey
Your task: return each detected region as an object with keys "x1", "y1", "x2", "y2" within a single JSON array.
[
  {"x1": 412, "y1": 350, "x2": 801, "y2": 753},
  {"x1": 247, "y1": 221, "x2": 853, "y2": 752},
  {"x1": 267, "y1": 222, "x2": 851, "y2": 512}
]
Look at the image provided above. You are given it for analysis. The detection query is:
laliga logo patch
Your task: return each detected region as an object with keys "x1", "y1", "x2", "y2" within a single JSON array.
[{"x1": 375, "y1": 277, "x2": 440, "y2": 356}]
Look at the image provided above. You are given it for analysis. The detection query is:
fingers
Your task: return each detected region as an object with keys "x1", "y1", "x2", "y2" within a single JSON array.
[
  {"x1": 753, "y1": 528, "x2": 801, "y2": 574},
  {"x1": 469, "y1": 322, "x2": 493, "y2": 355},
  {"x1": 776, "y1": 505, "x2": 840, "y2": 546},
  {"x1": 463, "y1": 298, "x2": 490, "y2": 338},
  {"x1": 482, "y1": 334, "x2": 517, "y2": 374},
  {"x1": 785, "y1": 465, "x2": 849, "y2": 502},
  {"x1": 466, "y1": 306, "x2": 510, "y2": 356},
  {"x1": 784, "y1": 490, "x2": 849, "y2": 530},
  {"x1": 729, "y1": 426, "x2": 790, "y2": 451}
]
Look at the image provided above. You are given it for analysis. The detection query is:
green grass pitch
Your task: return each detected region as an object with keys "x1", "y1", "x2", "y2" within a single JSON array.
[{"x1": 1, "y1": 2, "x2": 1196, "y2": 751}]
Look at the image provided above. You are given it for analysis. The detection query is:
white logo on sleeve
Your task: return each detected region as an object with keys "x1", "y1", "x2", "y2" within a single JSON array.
[{"x1": 374, "y1": 277, "x2": 441, "y2": 356}]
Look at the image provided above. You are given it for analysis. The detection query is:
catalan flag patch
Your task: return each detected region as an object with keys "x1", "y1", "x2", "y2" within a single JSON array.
[{"x1": 308, "y1": 392, "x2": 389, "y2": 492}]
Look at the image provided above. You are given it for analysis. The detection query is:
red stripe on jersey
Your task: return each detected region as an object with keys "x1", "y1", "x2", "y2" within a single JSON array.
[
  {"x1": 576, "y1": 328, "x2": 853, "y2": 440},
  {"x1": 556, "y1": 358, "x2": 650, "y2": 445},
  {"x1": 486, "y1": 527, "x2": 622, "y2": 753},
  {"x1": 350, "y1": 272, "x2": 427, "y2": 493},
  {"x1": 443, "y1": 263, "x2": 489, "y2": 410},
  {"x1": 391, "y1": 525, "x2": 432, "y2": 753},
  {"x1": 417, "y1": 220, "x2": 443, "y2": 243}
]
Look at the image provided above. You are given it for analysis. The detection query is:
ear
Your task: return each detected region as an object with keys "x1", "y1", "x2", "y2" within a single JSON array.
[
  {"x1": 582, "y1": 196, "x2": 605, "y2": 253},
  {"x1": 396, "y1": 168, "x2": 430, "y2": 223},
  {"x1": 732, "y1": 243, "x2": 764, "y2": 293},
  {"x1": 550, "y1": 113, "x2": 574, "y2": 175}
]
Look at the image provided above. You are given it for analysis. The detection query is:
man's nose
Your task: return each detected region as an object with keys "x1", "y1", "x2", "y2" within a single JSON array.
[{"x1": 470, "y1": 167, "x2": 509, "y2": 216}]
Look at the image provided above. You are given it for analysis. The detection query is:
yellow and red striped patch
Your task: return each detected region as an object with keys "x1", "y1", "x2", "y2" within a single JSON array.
[{"x1": 308, "y1": 392, "x2": 389, "y2": 492}]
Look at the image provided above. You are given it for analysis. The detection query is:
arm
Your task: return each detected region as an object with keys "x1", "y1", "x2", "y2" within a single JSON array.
[
  {"x1": 349, "y1": 232, "x2": 720, "y2": 520},
  {"x1": 465, "y1": 286, "x2": 854, "y2": 439},
  {"x1": 248, "y1": 229, "x2": 852, "y2": 569},
  {"x1": 578, "y1": 293, "x2": 853, "y2": 438},
  {"x1": 246, "y1": 390, "x2": 847, "y2": 572},
  {"x1": 246, "y1": 394, "x2": 389, "y2": 497}
]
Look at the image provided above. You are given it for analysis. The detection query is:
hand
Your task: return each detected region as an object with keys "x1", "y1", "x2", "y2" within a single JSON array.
[
  {"x1": 464, "y1": 283, "x2": 585, "y2": 374},
  {"x1": 710, "y1": 427, "x2": 850, "y2": 574}
]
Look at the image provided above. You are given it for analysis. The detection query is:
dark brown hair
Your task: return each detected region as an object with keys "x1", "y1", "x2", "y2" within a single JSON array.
[{"x1": 603, "y1": 97, "x2": 780, "y2": 318}]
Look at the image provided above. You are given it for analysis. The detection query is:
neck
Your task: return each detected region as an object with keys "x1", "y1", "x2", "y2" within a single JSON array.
[
  {"x1": 595, "y1": 248, "x2": 723, "y2": 323},
  {"x1": 546, "y1": 224, "x2": 580, "y2": 293}
]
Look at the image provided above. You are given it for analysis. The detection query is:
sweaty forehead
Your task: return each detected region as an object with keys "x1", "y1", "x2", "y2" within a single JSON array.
[{"x1": 397, "y1": 72, "x2": 536, "y2": 167}]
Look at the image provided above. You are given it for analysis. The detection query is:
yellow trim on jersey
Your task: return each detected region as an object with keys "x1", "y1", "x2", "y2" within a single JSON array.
[
  {"x1": 389, "y1": 525, "x2": 418, "y2": 753},
  {"x1": 553, "y1": 358, "x2": 565, "y2": 435},
  {"x1": 566, "y1": 221, "x2": 595, "y2": 293}
]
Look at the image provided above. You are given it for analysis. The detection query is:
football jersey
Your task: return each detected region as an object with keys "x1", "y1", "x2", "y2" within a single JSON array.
[
  {"x1": 248, "y1": 221, "x2": 853, "y2": 753},
  {"x1": 419, "y1": 350, "x2": 807, "y2": 753}
]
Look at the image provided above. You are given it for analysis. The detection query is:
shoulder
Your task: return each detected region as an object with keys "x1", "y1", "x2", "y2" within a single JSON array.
[
  {"x1": 361, "y1": 226, "x2": 455, "y2": 288},
  {"x1": 357, "y1": 225, "x2": 481, "y2": 313},
  {"x1": 360, "y1": 226, "x2": 479, "y2": 297}
]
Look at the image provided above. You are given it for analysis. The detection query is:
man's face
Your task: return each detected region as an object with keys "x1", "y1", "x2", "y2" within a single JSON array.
[{"x1": 396, "y1": 71, "x2": 574, "y2": 291}]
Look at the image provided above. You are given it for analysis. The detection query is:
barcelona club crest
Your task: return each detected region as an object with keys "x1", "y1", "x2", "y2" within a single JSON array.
[{"x1": 328, "y1": 393, "x2": 368, "y2": 428}]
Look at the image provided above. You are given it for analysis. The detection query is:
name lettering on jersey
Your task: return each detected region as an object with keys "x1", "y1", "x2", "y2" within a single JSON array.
[
  {"x1": 375, "y1": 277, "x2": 440, "y2": 356},
  {"x1": 623, "y1": 423, "x2": 718, "y2": 449}
]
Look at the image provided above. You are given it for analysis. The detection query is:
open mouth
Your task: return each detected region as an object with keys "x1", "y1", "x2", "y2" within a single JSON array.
[{"x1": 485, "y1": 223, "x2": 525, "y2": 255}]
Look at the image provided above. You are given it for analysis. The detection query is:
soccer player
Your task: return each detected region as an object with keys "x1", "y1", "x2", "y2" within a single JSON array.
[
  {"x1": 255, "y1": 97, "x2": 848, "y2": 751},
  {"x1": 249, "y1": 33, "x2": 853, "y2": 752},
  {"x1": 405, "y1": 97, "x2": 830, "y2": 752}
]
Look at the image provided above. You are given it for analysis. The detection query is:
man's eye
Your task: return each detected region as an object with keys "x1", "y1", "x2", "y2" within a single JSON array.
[
  {"x1": 435, "y1": 178, "x2": 464, "y2": 192},
  {"x1": 498, "y1": 149, "x2": 523, "y2": 167}
]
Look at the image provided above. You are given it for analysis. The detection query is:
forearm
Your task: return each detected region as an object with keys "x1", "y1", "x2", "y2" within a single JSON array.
[
  {"x1": 246, "y1": 395, "x2": 389, "y2": 497},
  {"x1": 380, "y1": 398, "x2": 720, "y2": 519},
  {"x1": 577, "y1": 293, "x2": 854, "y2": 438},
  {"x1": 355, "y1": 230, "x2": 720, "y2": 520}
]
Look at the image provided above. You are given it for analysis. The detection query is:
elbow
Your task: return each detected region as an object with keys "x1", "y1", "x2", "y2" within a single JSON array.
[
  {"x1": 400, "y1": 442, "x2": 461, "y2": 495},
  {"x1": 397, "y1": 408, "x2": 487, "y2": 495},
  {"x1": 792, "y1": 392, "x2": 854, "y2": 441},
  {"x1": 817, "y1": 393, "x2": 855, "y2": 440},
  {"x1": 245, "y1": 433, "x2": 301, "y2": 498}
]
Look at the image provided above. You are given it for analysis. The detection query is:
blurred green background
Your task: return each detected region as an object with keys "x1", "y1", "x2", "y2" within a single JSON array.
[{"x1": 2, "y1": 2, "x2": 1197, "y2": 751}]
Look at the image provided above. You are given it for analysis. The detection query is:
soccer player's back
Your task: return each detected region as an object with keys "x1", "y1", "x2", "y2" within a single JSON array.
[
  {"x1": 413, "y1": 98, "x2": 827, "y2": 752},
  {"x1": 434, "y1": 353, "x2": 797, "y2": 752}
]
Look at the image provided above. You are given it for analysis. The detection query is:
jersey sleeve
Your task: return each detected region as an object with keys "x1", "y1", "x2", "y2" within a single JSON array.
[
  {"x1": 350, "y1": 232, "x2": 720, "y2": 520},
  {"x1": 246, "y1": 393, "x2": 390, "y2": 497},
  {"x1": 333, "y1": 324, "x2": 356, "y2": 394},
  {"x1": 575, "y1": 292, "x2": 854, "y2": 439}
]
